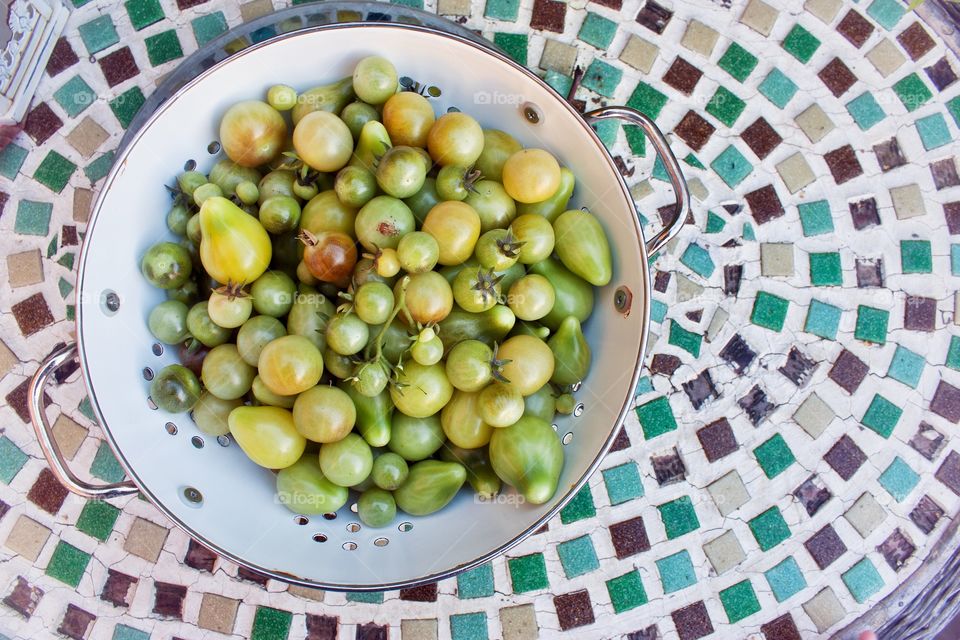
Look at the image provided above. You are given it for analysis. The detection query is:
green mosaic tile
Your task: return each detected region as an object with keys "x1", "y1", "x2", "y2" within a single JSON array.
[
  {"x1": 718, "y1": 42, "x2": 758, "y2": 82},
  {"x1": 14, "y1": 200, "x2": 53, "y2": 236},
  {"x1": 946, "y1": 335, "x2": 960, "y2": 371},
  {"x1": 680, "y1": 243, "x2": 715, "y2": 278},
  {"x1": 888, "y1": 345, "x2": 924, "y2": 387},
  {"x1": 192, "y1": 12, "x2": 229, "y2": 46},
  {"x1": 578, "y1": 12, "x2": 617, "y2": 49},
  {"x1": 391, "y1": 0, "x2": 424, "y2": 8},
  {"x1": 846, "y1": 92, "x2": 886, "y2": 130},
  {"x1": 0, "y1": 437, "x2": 28, "y2": 484},
  {"x1": 110, "y1": 86, "x2": 146, "y2": 129},
  {"x1": 78, "y1": 15, "x2": 119, "y2": 55},
  {"x1": 34, "y1": 151, "x2": 76, "y2": 193},
  {"x1": 683, "y1": 153, "x2": 705, "y2": 169},
  {"x1": 47, "y1": 234, "x2": 58, "y2": 258},
  {"x1": 855, "y1": 305, "x2": 889, "y2": 345},
  {"x1": 706, "y1": 86, "x2": 747, "y2": 127},
  {"x1": 656, "y1": 550, "x2": 696, "y2": 593},
  {"x1": 484, "y1": 0, "x2": 519, "y2": 20},
  {"x1": 765, "y1": 556, "x2": 807, "y2": 602},
  {"x1": 560, "y1": 485, "x2": 595, "y2": 523},
  {"x1": 843, "y1": 558, "x2": 884, "y2": 603},
  {"x1": 893, "y1": 73, "x2": 932, "y2": 112},
  {"x1": 79, "y1": 397, "x2": 96, "y2": 422},
  {"x1": 949, "y1": 95, "x2": 960, "y2": 127},
  {"x1": 59, "y1": 275, "x2": 74, "y2": 298},
  {"x1": 492, "y1": 33, "x2": 527, "y2": 65},
  {"x1": 557, "y1": 535, "x2": 599, "y2": 578},
  {"x1": 76, "y1": 500, "x2": 120, "y2": 541},
  {"x1": 752, "y1": 291, "x2": 790, "y2": 331},
  {"x1": 90, "y1": 442, "x2": 125, "y2": 482},
  {"x1": 346, "y1": 591, "x2": 383, "y2": 603},
  {"x1": 658, "y1": 496, "x2": 699, "y2": 539},
  {"x1": 901, "y1": 239, "x2": 932, "y2": 274},
  {"x1": 810, "y1": 252, "x2": 842, "y2": 286},
  {"x1": 711, "y1": 145, "x2": 753, "y2": 188},
  {"x1": 84, "y1": 151, "x2": 116, "y2": 184},
  {"x1": 66, "y1": 305, "x2": 76, "y2": 321},
  {"x1": 251, "y1": 606, "x2": 292, "y2": 640},
  {"x1": 668, "y1": 320, "x2": 702, "y2": 357},
  {"x1": 125, "y1": 0, "x2": 165, "y2": 30},
  {"x1": 624, "y1": 125, "x2": 646, "y2": 156},
  {"x1": 581, "y1": 59, "x2": 622, "y2": 98},
  {"x1": 602, "y1": 462, "x2": 644, "y2": 505},
  {"x1": 782, "y1": 24, "x2": 821, "y2": 63},
  {"x1": 862, "y1": 394, "x2": 902, "y2": 438},
  {"x1": 113, "y1": 625, "x2": 149, "y2": 640},
  {"x1": 915, "y1": 113, "x2": 952, "y2": 150},
  {"x1": 53, "y1": 76, "x2": 95, "y2": 118},
  {"x1": 0, "y1": 142, "x2": 27, "y2": 179},
  {"x1": 719, "y1": 580, "x2": 761, "y2": 623},
  {"x1": 457, "y1": 563, "x2": 494, "y2": 599},
  {"x1": 46, "y1": 541, "x2": 91, "y2": 587},
  {"x1": 606, "y1": 570, "x2": 648, "y2": 613},
  {"x1": 805, "y1": 299, "x2": 843, "y2": 340},
  {"x1": 59, "y1": 253, "x2": 75, "y2": 271},
  {"x1": 705, "y1": 211, "x2": 727, "y2": 233},
  {"x1": 754, "y1": 433, "x2": 796, "y2": 479},
  {"x1": 508, "y1": 553, "x2": 549, "y2": 593},
  {"x1": 758, "y1": 69, "x2": 798, "y2": 109},
  {"x1": 450, "y1": 612, "x2": 488, "y2": 640},
  {"x1": 798, "y1": 200, "x2": 835, "y2": 236},
  {"x1": 867, "y1": 0, "x2": 905, "y2": 30},
  {"x1": 145, "y1": 30, "x2": 183, "y2": 67},
  {"x1": 879, "y1": 456, "x2": 920, "y2": 502},
  {"x1": 627, "y1": 81, "x2": 668, "y2": 119},
  {"x1": 749, "y1": 507, "x2": 791, "y2": 551}
]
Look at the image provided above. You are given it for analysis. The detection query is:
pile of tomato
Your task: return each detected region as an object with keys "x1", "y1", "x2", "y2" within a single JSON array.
[{"x1": 139, "y1": 55, "x2": 612, "y2": 527}]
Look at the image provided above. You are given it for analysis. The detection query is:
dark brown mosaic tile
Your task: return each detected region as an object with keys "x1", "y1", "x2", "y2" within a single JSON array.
[
  {"x1": 237, "y1": 566, "x2": 270, "y2": 586},
  {"x1": 627, "y1": 626, "x2": 660, "y2": 640},
  {"x1": 904, "y1": 296, "x2": 936, "y2": 332},
  {"x1": 836, "y1": 9, "x2": 874, "y2": 48},
  {"x1": 4, "y1": 576, "x2": 43, "y2": 618},
  {"x1": 98, "y1": 47, "x2": 138, "y2": 88},
  {"x1": 635, "y1": 0, "x2": 673, "y2": 34},
  {"x1": 850, "y1": 197, "x2": 881, "y2": 230},
  {"x1": 176, "y1": 0, "x2": 209, "y2": 7},
  {"x1": 824, "y1": 435, "x2": 867, "y2": 481},
  {"x1": 356, "y1": 623, "x2": 388, "y2": 640},
  {"x1": 878, "y1": 528, "x2": 915, "y2": 571},
  {"x1": 24, "y1": 102, "x2": 62, "y2": 145},
  {"x1": 305, "y1": 614, "x2": 338, "y2": 640},
  {"x1": 184, "y1": 539, "x2": 217, "y2": 572},
  {"x1": 662, "y1": 57, "x2": 703, "y2": 95},
  {"x1": 530, "y1": 0, "x2": 566, "y2": 32},
  {"x1": 910, "y1": 422, "x2": 946, "y2": 461},
  {"x1": 399, "y1": 583, "x2": 437, "y2": 602},
  {"x1": 794, "y1": 476, "x2": 832, "y2": 517},
  {"x1": 741, "y1": 117, "x2": 782, "y2": 160},
  {"x1": 609, "y1": 515, "x2": 651, "y2": 559},
  {"x1": 610, "y1": 427, "x2": 631, "y2": 452},
  {"x1": 673, "y1": 111, "x2": 715, "y2": 151},
  {"x1": 697, "y1": 418, "x2": 738, "y2": 463},
  {"x1": 760, "y1": 614, "x2": 802, "y2": 640},
  {"x1": 856, "y1": 258, "x2": 884, "y2": 287},
  {"x1": 897, "y1": 22, "x2": 935, "y2": 61},
  {"x1": 672, "y1": 601, "x2": 714, "y2": 640},
  {"x1": 926, "y1": 57, "x2": 958, "y2": 91},
  {"x1": 653, "y1": 270, "x2": 671, "y2": 293},
  {"x1": 651, "y1": 447, "x2": 686, "y2": 486},
  {"x1": 682, "y1": 369, "x2": 718, "y2": 409},
  {"x1": 824, "y1": 145, "x2": 863, "y2": 184},
  {"x1": 873, "y1": 137, "x2": 907, "y2": 172},
  {"x1": 829, "y1": 349, "x2": 869, "y2": 394},
  {"x1": 101, "y1": 569, "x2": 138, "y2": 607},
  {"x1": 27, "y1": 468, "x2": 69, "y2": 514},
  {"x1": 804, "y1": 524, "x2": 847, "y2": 569},
  {"x1": 936, "y1": 450, "x2": 960, "y2": 494},
  {"x1": 745, "y1": 185, "x2": 785, "y2": 225},
  {"x1": 946, "y1": 202, "x2": 960, "y2": 234},
  {"x1": 61, "y1": 225, "x2": 79, "y2": 246},
  {"x1": 651, "y1": 353, "x2": 681, "y2": 376},
  {"x1": 724, "y1": 264, "x2": 743, "y2": 296},
  {"x1": 534, "y1": 522, "x2": 550, "y2": 535},
  {"x1": 932, "y1": 159, "x2": 960, "y2": 191},
  {"x1": 7, "y1": 376, "x2": 49, "y2": 423},
  {"x1": 47, "y1": 37, "x2": 79, "y2": 77},
  {"x1": 779, "y1": 347, "x2": 817, "y2": 386},
  {"x1": 12, "y1": 293, "x2": 55, "y2": 337},
  {"x1": 592, "y1": 0, "x2": 623, "y2": 8},
  {"x1": 555, "y1": 590, "x2": 595, "y2": 630},
  {"x1": 739, "y1": 385, "x2": 774, "y2": 426},
  {"x1": 685, "y1": 309, "x2": 703, "y2": 323},
  {"x1": 0, "y1": 500, "x2": 9, "y2": 521},
  {"x1": 58, "y1": 604, "x2": 96, "y2": 640},
  {"x1": 153, "y1": 582, "x2": 187, "y2": 619},
  {"x1": 818, "y1": 58, "x2": 857, "y2": 97},
  {"x1": 910, "y1": 494, "x2": 944, "y2": 534}
]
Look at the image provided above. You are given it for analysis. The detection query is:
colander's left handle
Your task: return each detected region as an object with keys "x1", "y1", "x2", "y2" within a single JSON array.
[
  {"x1": 584, "y1": 105, "x2": 691, "y2": 257},
  {"x1": 29, "y1": 343, "x2": 139, "y2": 499}
]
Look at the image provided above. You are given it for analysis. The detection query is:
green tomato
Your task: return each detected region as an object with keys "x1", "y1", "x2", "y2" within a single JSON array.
[
  {"x1": 390, "y1": 362, "x2": 453, "y2": 418},
  {"x1": 287, "y1": 286, "x2": 335, "y2": 351},
  {"x1": 186, "y1": 302, "x2": 232, "y2": 347},
  {"x1": 478, "y1": 383, "x2": 524, "y2": 428},
  {"x1": 293, "y1": 385, "x2": 356, "y2": 443},
  {"x1": 354, "y1": 281, "x2": 394, "y2": 325},
  {"x1": 496, "y1": 334, "x2": 555, "y2": 396},
  {"x1": 464, "y1": 180, "x2": 516, "y2": 233},
  {"x1": 258, "y1": 334, "x2": 324, "y2": 396},
  {"x1": 453, "y1": 267, "x2": 500, "y2": 313},
  {"x1": 507, "y1": 274, "x2": 555, "y2": 322},
  {"x1": 489, "y1": 416, "x2": 563, "y2": 504},
  {"x1": 393, "y1": 460, "x2": 466, "y2": 516},
  {"x1": 148, "y1": 300, "x2": 190, "y2": 344},
  {"x1": 435, "y1": 165, "x2": 471, "y2": 201},
  {"x1": 192, "y1": 391, "x2": 242, "y2": 436},
  {"x1": 371, "y1": 452, "x2": 409, "y2": 490},
  {"x1": 229, "y1": 405, "x2": 305, "y2": 469},
  {"x1": 323, "y1": 346, "x2": 355, "y2": 379},
  {"x1": 552, "y1": 209, "x2": 612, "y2": 286},
  {"x1": 555, "y1": 392, "x2": 576, "y2": 415},
  {"x1": 509, "y1": 214, "x2": 555, "y2": 265},
  {"x1": 150, "y1": 364, "x2": 201, "y2": 413},
  {"x1": 267, "y1": 84, "x2": 298, "y2": 111},
  {"x1": 202, "y1": 344, "x2": 256, "y2": 400},
  {"x1": 251, "y1": 271, "x2": 296, "y2": 317},
  {"x1": 325, "y1": 313, "x2": 369, "y2": 356},
  {"x1": 334, "y1": 165, "x2": 377, "y2": 208},
  {"x1": 352, "y1": 55, "x2": 398, "y2": 105},
  {"x1": 403, "y1": 177, "x2": 441, "y2": 224},
  {"x1": 186, "y1": 214, "x2": 202, "y2": 244},
  {"x1": 341, "y1": 101, "x2": 380, "y2": 140},
  {"x1": 167, "y1": 278, "x2": 199, "y2": 305},
  {"x1": 357, "y1": 488, "x2": 396, "y2": 527},
  {"x1": 293, "y1": 179, "x2": 319, "y2": 201},
  {"x1": 141, "y1": 242, "x2": 193, "y2": 289},
  {"x1": 178, "y1": 170, "x2": 207, "y2": 197},
  {"x1": 167, "y1": 204, "x2": 191, "y2": 236},
  {"x1": 410, "y1": 333, "x2": 443, "y2": 366},
  {"x1": 355, "y1": 196, "x2": 416, "y2": 252},
  {"x1": 236, "y1": 315, "x2": 286, "y2": 367},
  {"x1": 529, "y1": 258, "x2": 594, "y2": 331},
  {"x1": 524, "y1": 384, "x2": 557, "y2": 421},
  {"x1": 444, "y1": 340, "x2": 493, "y2": 392},
  {"x1": 376, "y1": 146, "x2": 427, "y2": 199},
  {"x1": 474, "y1": 229, "x2": 520, "y2": 271},
  {"x1": 441, "y1": 390, "x2": 493, "y2": 448},
  {"x1": 319, "y1": 433, "x2": 373, "y2": 487},
  {"x1": 352, "y1": 360, "x2": 390, "y2": 397},
  {"x1": 208, "y1": 159, "x2": 262, "y2": 197},
  {"x1": 276, "y1": 454, "x2": 349, "y2": 515},
  {"x1": 193, "y1": 182, "x2": 223, "y2": 207},
  {"x1": 388, "y1": 413, "x2": 444, "y2": 461},
  {"x1": 236, "y1": 180, "x2": 260, "y2": 205},
  {"x1": 475, "y1": 129, "x2": 522, "y2": 182},
  {"x1": 207, "y1": 290, "x2": 253, "y2": 329},
  {"x1": 251, "y1": 375, "x2": 296, "y2": 408},
  {"x1": 397, "y1": 231, "x2": 440, "y2": 274},
  {"x1": 259, "y1": 195, "x2": 302, "y2": 234},
  {"x1": 258, "y1": 170, "x2": 297, "y2": 205}
]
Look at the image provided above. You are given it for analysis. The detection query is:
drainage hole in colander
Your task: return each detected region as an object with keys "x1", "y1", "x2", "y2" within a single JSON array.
[
  {"x1": 147, "y1": 396, "x2": 158, "y2": 410},
  {"x1": 350, "y1": 503, "x2": 358, "y2": 513},
  {"x1": 183, "y1": 159, "x2": 196, "y2": 171},
  {"x1": 142, "y1": 367, "x2": 154, "y2": 381},
  {"x1": 152, "y1": 343, "x2": 163, "y2": 356},
  {"x1": 322, "y1": 512, "x2": 337, "y2": 520},
  {"x1": 521, "y1": 102, "x2": 543, "y2": 125},
  {"x1": 294, "y1": 515, "x2": 309, "y2": 525},
  {"x1": 312, "y1": 533, "x2": 327, "y2": 543},
  {"x1": 342, "y1": 541, "x2": 357, "y2": 551},
  {"x1": 346, "y1": 522, "x2": 360, "y2": 533},
  {"x1": 181, "y1": 486, "x2": 203, "y2": 507},
  {"x1": 570, "y1": 381, "x2": 582, "y2": 392},
  {"x1": 374, "y1": 537, "x2": 389, "y2": 547},
  {"x1": 398, "y1": 522, "x2": 413, "y2": 532},
  {"x1": 164, "y1": 422, "x2": 178, "y2": 435},
  {"x1": 216, "y1": 435, "x2": 230, "y2": 447},
  {"x1": 191, "y1": 436, "x2": 204, "y2": 449},
  {"x1": 562, "y1": 432, "x2": 574, "y2": 445},
  {"x1": 207, "y1": 141, "x2": 221, "y2": 154},
  {"x1": 573, "y1": 403, "x2": 585, "y2": 417},
  {"x1": 551, "y1": 423, "x2": 558, "y2": 431},
  {"x1": 100, "y1": 290, "x2": 120, "y2": 316}
]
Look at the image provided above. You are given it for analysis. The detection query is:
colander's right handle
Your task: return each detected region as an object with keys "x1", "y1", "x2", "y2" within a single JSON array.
[
  {"x1": 29, "y1": 343, "x2": 139, "y2": 499},
  {"x1": 584, "y1": 106, "x2": 691, "y2": 256}
]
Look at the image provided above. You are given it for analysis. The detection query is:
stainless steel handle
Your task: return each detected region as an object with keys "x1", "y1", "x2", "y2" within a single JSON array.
[
  {"x1": 584, "y1": 105, "x2": 691, "y2": 256},
  {"x1": 28, "y1": 343, "x2": 138, "y2": 499}
]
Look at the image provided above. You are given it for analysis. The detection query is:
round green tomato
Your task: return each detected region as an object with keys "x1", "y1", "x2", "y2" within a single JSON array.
[
  {"x1": 411, "y1": 332, "x2": 443, "y2": 366},
  {"x1": 372, "y1": 452, "x2": 409, "y2": 490},
  {"x1": 524, "y1": 384, "x2": 557, "y2": 421},
  {"x1": 390, "y1": 362, "x2": 453, "y2": 418},
  {"x1": 352, "y1": 56, "x2": 398, "y2": 105},
  {"x1": 267, "y1": 84, "x2": 298, "y2": 111},
  {"x1": 178, "y1": 170, "x2": 207, "y2": 197},
  {"x1": 141, "y1": 242, "x2": 193, "y2": 289},
  {"x1": 335, "y1": 165, "x2": 377, "y2": 208},
  {"x1": 355, "y1": 196, "x2": 416, "y2": 252},
  {"x1": 167, "y1": 204, "x2": 190, "y2": 236},
  {"x1": 186, "y1": 302, "x2": 231, "y2": 347},
  {"x1": 388, "y1": 413, "x2": 444, "y2": 461},
  {"x1": 258, "y1": 334, "x2": 324, "y2": 396},
  {"x1": 319, "y1": 433, "x2": 373, "y2": 487},
  {"x1": 251, "y1": 271, "x2": 296, "y2": 317},
  {"x1": 293, "y1": 179, "x2": 319, "y2": 201},
  {"x1": 496, "y1": 335, "x2": 554, "y2": 396},
  {"x1": 150, "y1": 364, "x2": 201, "y2": 413},
  {"x1": 148, "y1": 300, "x2": 189, "y2": 344},
  {"x1": 357, "y1": 488, "x2": 396, "y2": 527},
  {"x1": 475, "y1": 129, "x2": 522, "y2": 182},
  {"x1": 340, "y1": 101, "x2": 380, "y2": 140},
  {"x1": 435, "y1": 165, "x2": 471, "y2": 201},
  {"x1": 192, "y1": 391, "x2": 242, "y2": 436},
  {"x1": 397, "y1": 231, "x2": 439, "y2": 274},
  {"x1": 202, "y1": 344, "x2": 256, "y2": 400},
  {"x1": 507, "y1": 274, "x2": 555, "y2": 322},
  {"x1": 258, "y1": 170, "x2": 297, "y2": 205},
  {"x1": 354, "y1": 281, "x2": 394, "y2": 325},
  {"x1": 376, "y1": 146, "x2": 427, "y2": 199},
  {"x1": 193, "y1": 182, "x2": 223, "y2": 207},
  {"x1": 321, "y1": 346, "x2": 354, "y2": 379},
  {"x1": 167, "y1": 278, "x2": 199, "y2": 305},
  {"x1": 478, "y1": 382, "x2": 524, "y2": 428},
  {"x1": 352, "y1": 360, "x2": 389, "y2": 397},
  {"x1": 444, "y1": 340, "x2": 494, "y2": 392},
  {"x1": 259, "y1": 195, "x2": 301, "y2": 234},
  {"x1": 440, "y1": 390, "x2": 493, "y2": 448},
  {"x1": 453, "y1": 267, "x2": 500, "y2": 313},
  {"x1": 403, "y1": 177, "x2": 441, "y2": 224},
  {"x1": 509, "y1": 214, "x2": 555, "y2": 264},
  {"x1": 475, "y1": 229, "x2": 520, "y2": 271},
  {"x1": 207, "y1": 290, "x2": 253, "y2": 329},
  {"x1": 464, "y1": 180, "x2": 516, "y2": 233},
  {"x1": 236, "y1": 315, "x2": 286, "y2": 367},
  {"x1": 236, "y1": 180, "x2": 260, "y2": 205},
  {"x1": 427, "y1": 112, "x2": 483, "y2": 167},
  {"x1": 186, "y1": 214, "x2": 201, "y2": 244},
  {"x1": 326, "y1": 313, "x2": 369, "y2": 356},
  {"x1": 251, "y1": 375, "x2": 296, "y2": 408},
  {"x1": 293, "y1": 385, "x2": 356, "y2": 443}
]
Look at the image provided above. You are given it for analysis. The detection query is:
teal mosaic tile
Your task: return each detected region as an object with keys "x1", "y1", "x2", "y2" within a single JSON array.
[
  {"x1": 893, "y1": 73, "x2": 932, "y2": 112},
  {"x1": 710, "y1": 145, "x2": 753, "y2": 188},
  {"x1": 84, "y1": 151, "x2": 116, "y2": 184},
  {"x1": 0, "y1": 436, "x2": 28, "y2": 484},
  {"x1": 627, "y1": 81, "x2": 668, "y2": 118},
  {"x1": 560, "y1": 484, "x2": 595, "y2": 524},
  {"x1": 867, "y1": 0, "x2": 905, "y2": 30},
  {"x1": 635, "y1": 376, "x2": 654, "y2": 396},
  {"x1": 544, "y1": 70, "x2": 573, "y2": 95},
  {"x1": 669, "y1": 320, "x2": 702, "y2": 357},
  {"x1": 251, "y1": 606, "x2": 292, "y2": 640},
  {"x1": 34, "y1": 151, "x2": 76, "y2": 193},
  {"x1": 846, "y1": 92, "x2": 886, "y2": 130},
  {"x1": 949, "y1": 95, "x2": 960, "y2": 127},
  {"x1": 705, "y1": 211, "x2": 727, "y2": 233},
  {"x1": 650, "y1": 298, "x2": 667, "y2": 324},
  {"x1": 457, "y1": 563, "x2": 494, "y2": 599},
  {"x1": 53, "y1": 76, "x2": 95, "y2": 118},
  {"x1": 656, "y1": 550, "x2": 696, "y2": 593},
  {"x1": 706, "y1": 86, "x2": 747, "y2": 127},
  {"x1": 887, "y1": 345, "x2": 924, "y2": 388},
  {"x1": 805, "y1": 299, "x2": 843, "y2": 340},
  {"x1": 346, "y1": 591, "x2": 383, "y2": 603},
  {"x1": 843, "y1": 558, "x2": 884, "y2": 603},
  {"x1": 752, "y1": 291, "x2": 790, "y2": 331},
  {"x1": 581, "y1": 59, "x2": 622, "y2": 98},
  {"x1": 782, "y1": 24, "x2": 821, "y2": 63},
  {"x1": 879, "y1": 456, "x2": 920, "y2": 501},
  {"x1": 855, "y1": 305, "x2": 889, "y2": 345},
  {"x1": 658, "y1": 496, "x2": 699, "y2": 539},
  {"x1": 450, "y1": 612, "x2": 488, "y2": 640},
  {"x1": 508, "y1": 553, "x2": 548, "y2": 593},
  {"x1": 606, "y1": 570, "x2": 648, "y2": 613},
  {"x1": 557, "y1": 535, "x2": 599, "y2": 578},
  {"x1": 484, "y1": 0, "x2": 519, "y2": 20},
  {"x1": 78, "y1": 15, "x2": 119, "y2": 55},
  {"x1": 798, "y1": 200, "x2": 835, "y2": 236},
  {"x1": 602, "y1": 462, "x2": 644, "y2": 505},
  {"x1": 901, "y1": 240, "x2": 932, "y2": 274},
  {"x1": 810, "y1": 252, "x2": 843, "y2": 286},
  {"x1": 743, "y1": 222, "x2": 755, "y2": 240},
  {"x1": 765, "y1": 556, "x2": 807, "y2": 602},
  {"x1": 145, "y1": 30, "x2": 184, "y2": 67},
  {"x1": 720, "y1": 580, "x2": 761, "y2": 623},
  {"x1": 952, "y1": 244, "x2": 960, "y2": 276},
  {"x1": 591, "y1": 119, "x2": 618, "y2": 149},
  {"x1": 681, "y1": 242, "x2": 715, "y2": 278},
  {"x1": 578, "y1": 13, "x2": 617, "y2": 50},
  {"x1": 718, "y1": 43, "x2": 758, "y2": 82},
  {"x1": 58, "y1": 277, "x2": 74, "y2": 299},
  {"x1": 14, "y1": 200, "x2": 53, "y2": 236},
  {"x1": 754, "y1": 434, "x2": 796, "y2": 479},
  {"x1": 125, "y1": 0, "x2": 165, "y2": 30},
  {"x1": 113, "y1": 625, "x2": 149, "y2": 640},
  {"x1": 637, "y1": 398, "x2": 678, "y2": 440},
  {"x1": 46, "y1": 541, "x2": 91, "y2": 587},
  {"x1": 90, "y1": 442, "x2": 125, "y2": 482},
  {"x1": 750, "y1": 507, "x2": 791, "y2": 551},
  {"x1": 0, "y1": 142, "x2": 27, "y2": 179},
  {"x1": 915, "y1": 113, "x2": 952, "y2": 150},
  {"x1": 493, "y1": 33, "x2": 527, "y2": 65},
  {"x1": 947, "y1": 335, "x2": 960, "y2": 371},
  {"x1": 758, "y1": 69, "x2": 798, "y2": 108},
  {"x1": 862, "y1": 394, "x2": 902, "y2": 438},
  {"x1": 192, "y1": 12, "x2": 229, "y2": 46}
]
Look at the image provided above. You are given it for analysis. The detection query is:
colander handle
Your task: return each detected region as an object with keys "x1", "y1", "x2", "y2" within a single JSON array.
[
  {"x1": 28, "y1": 343, "x2": 139, "y2": 499},
  {"x1": 583, "y1": 106, "x2": 691, "y2": 257}
]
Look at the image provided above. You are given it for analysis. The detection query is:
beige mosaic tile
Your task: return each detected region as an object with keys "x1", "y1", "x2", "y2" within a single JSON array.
[
  {"x1": 240, "y1": 0, "x2": 274, "y2": 21},
  {"x1": 804, "y1": 587, "x2": 846, "y2": 632},
  {"x1": 197, "y1": 593, "x2": 239, "y2": 634},
  {"x1": 708, "y1": 470, "x2": 749, "y2": 517},
  {"x1": 890, "y1": 184, "x2": 926, "y2": 219},
  {"x1": 500, "y1": 603, "x2": 537, "y2": 640},
  {"x1": 124, "y1": 517, "x2": 169, "y2": 563},
  {"x1": 7, "y1": 249, "x2": 44, "y2": 289},
  {"x1": 437, "y1": 0, "x2": 470, "y2": 15},
  {"x1": 286, "y1": 585, "x2": 324, "y2": 601},
  {"x1": 619, "y1": 34, "x2": 658, "y2": 74},
  {"x1": 805, "y1": 0, "x2": 843, "y2": 23},
  {"x1": 867, "y1": 38, "x2": 906, "y2": 78},
  {"x1": 795, "y1": 103, "x2": 835, "y2": 143},
  {"x1": 66, "y1": 117, "x2": 109, "y2": 159},
  {"x1": 793, "y1": 392, "x2": 835, "y2": 438},
  {"x1": 703, "y1": 530, "x2": 746, "y2": 574},
  {"x1": 401, "y1": 618, "x2": 438, "y2": 640},
  {"x1": 5, "y1": 515, "x2": 51, "y2": 562},
  {"x1": 681, "y1": 20, "x2": 719, "y2": 58},
  {"x1": 740, "y1": 0, "x2": 779, "y2": 36},
  {"x1": 760, "y1": 243, "x2": 795, "y2": 277},
  {"x1": 52, "y1": 414, "x2": 88, "y2": 461},
  {"x1": 0, "y1": 339, "x2": 16, "y2": 378},
  {"x1": 73, "y1": 187, "x2": 94, "y2": 223},
  {"x1": 539, "y1": 39, "x2": 577, "y2": 75},
  {"x1": 845, "y1": 493, "x2": 887, "y2": 538},
  {"x1": 776, "y1": 152, "x2": 816, "y2": 194}
]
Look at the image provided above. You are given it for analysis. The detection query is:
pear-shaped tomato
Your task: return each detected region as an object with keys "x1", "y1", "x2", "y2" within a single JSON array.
[
  {"x1": 276, "y1": 454, "x2": 349, "y2": 515},
  {"x1": 199, "y1": 196, "x2": 272, "y2": 285},
  {"x1": 229, "y1": 405, "x2": 305, "y2": 469},
  {"x1": 394, "y1": 460, "x2": 467, "y2": 516},
  {"x1": 489, "y1": 416, "x2": 563, "y2": 504},
  {"x1": 552, "y1": 209, "x2": 612, "y2": 286}
]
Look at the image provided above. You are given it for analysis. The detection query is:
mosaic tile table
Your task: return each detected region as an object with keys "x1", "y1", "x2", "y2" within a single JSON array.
[{"x1": 2, "y1": 0, "x2": 960, "y2": 637}]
